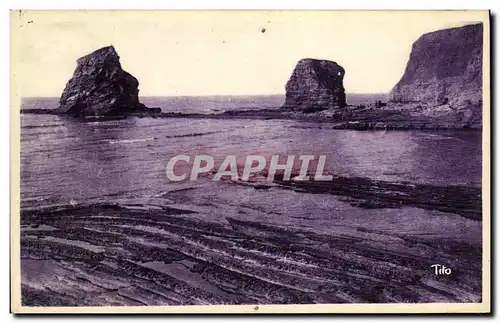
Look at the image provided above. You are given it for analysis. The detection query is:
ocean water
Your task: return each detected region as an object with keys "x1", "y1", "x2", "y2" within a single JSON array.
[
  {"x1": 21, "y1": 95, "x2": 482, "y2": 233},
  {"x1": 21, "y1": 94, "x2": 481, "y2": 206},
  {"x1": 19, "y1": 95, "x2": 483, "y2": 305},
  {"x1": 21, "y1": 93, "x2": 389, "y2": 114}
]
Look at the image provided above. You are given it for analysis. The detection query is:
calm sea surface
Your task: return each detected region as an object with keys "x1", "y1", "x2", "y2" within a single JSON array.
[{"x1": 20, "y1": 95, "x2": 482, "y2": 238}]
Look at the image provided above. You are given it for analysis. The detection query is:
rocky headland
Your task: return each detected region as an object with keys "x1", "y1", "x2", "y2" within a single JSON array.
[
  {"x1": 390, "y1": 24, "x2": 483, "y2": 107},
  {"x1": 332, "y1": 23, "x2": 484, "y2": 130},
  {"x1": 57, "y1": 46, "x2": 161, "y2": 118},
  {"x1": 388, "y1": 23, "x2": 483, "y2": 127}
]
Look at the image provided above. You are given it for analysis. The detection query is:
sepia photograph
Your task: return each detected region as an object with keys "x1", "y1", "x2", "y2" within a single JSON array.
[{"x1": 10, "y1": 10, "x2": 490, "y2": 314}]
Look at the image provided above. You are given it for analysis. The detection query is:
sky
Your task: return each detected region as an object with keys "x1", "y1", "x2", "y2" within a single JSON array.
[{"x1": 11, "y1": 10, "x2": 488, "y2": 97}]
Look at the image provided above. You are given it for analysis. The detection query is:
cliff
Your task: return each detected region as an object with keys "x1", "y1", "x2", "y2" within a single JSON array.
[
  {"x1": 58, "y1": 46, "x2": 156, "y2": 117},
  {"x1": 282, "y1": 58, "x2": 346, "y2": 113},
  {"x1": 389, "y1": 23, "x2": 483, "y2": 126}
]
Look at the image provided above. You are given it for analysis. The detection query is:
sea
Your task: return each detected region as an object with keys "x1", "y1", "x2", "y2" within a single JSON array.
[{"x1": 19, "y1": 94, "x2": 484, "y2": 305}]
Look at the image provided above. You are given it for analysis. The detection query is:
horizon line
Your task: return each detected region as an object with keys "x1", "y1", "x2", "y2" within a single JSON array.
[{"x1": 21, "y1": 92, "x2": 390, "y2": 99}]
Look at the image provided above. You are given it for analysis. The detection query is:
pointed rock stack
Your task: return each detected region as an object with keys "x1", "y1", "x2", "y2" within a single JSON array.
[{"x1": 59, "y1": 46, "x2": 154, "y2": 117}]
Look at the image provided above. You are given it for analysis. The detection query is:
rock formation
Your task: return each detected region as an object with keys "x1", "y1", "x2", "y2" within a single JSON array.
[
  {"x1": 282, "y1": 58, "x2": 346, "y2": 113},
  {"x1": 59, "y1": 46, "x2": 156, "y2": 117},
  {"x1": 389, "y1": 23, "x2": 483, "y2": 126}
]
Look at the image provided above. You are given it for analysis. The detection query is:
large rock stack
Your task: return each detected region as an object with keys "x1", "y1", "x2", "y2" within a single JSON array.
[
  {"x1": 59, "y1": 46, "x2": 155, "y2": 117},
  {"x1": 282, "y1": 58, "x2": 346, "y2": 113}
]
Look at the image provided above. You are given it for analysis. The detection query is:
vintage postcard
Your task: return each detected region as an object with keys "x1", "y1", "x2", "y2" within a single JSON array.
[{"x1": 10, "y1": 10, "x2": 490, "y2": 314}]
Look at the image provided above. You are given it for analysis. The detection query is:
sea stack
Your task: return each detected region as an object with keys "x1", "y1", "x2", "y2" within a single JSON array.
[
  {"x1": 390, "y1": 23, "x2": 483, "y2": 110},
  {"x1": 282, "y1": 58, "x2": 346, "y2": 113},
  {"x1": 59, "y1": 46, "x2": 153, "y2": 117}
]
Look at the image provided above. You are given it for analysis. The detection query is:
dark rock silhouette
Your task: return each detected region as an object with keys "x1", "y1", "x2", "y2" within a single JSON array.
[
  {"x1": 58, "y1": 46, "x2": 156, "y2": 117},
  {"x1": 390, "y1": 23, "x2": 483, "y2": 109},
  {"x1": 282, "y1": 58, "x2": 346, "y2": 113}
]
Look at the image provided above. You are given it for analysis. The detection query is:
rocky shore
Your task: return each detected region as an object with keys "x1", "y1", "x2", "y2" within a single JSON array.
[
  {"x1": 20, "y1": 105, "x2": 483, "y2": 130},
  {"x1": 21, "y1": 194, "x2": 482, "y2": 306},
  {"x1": 273, "y1": 174, "x2": 481, "y2": 221}
]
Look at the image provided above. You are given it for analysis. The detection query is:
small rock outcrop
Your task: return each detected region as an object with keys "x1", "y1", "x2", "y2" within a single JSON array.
[
  {"x1": 282, "y1": 58, "x2": 346, "y2": 113},
  {"x1": 59, "y1": 46, "x2": 155, "y2": 117},
  {"x1": 390, "y1": 23, "x2": 483, "y2": 111}
]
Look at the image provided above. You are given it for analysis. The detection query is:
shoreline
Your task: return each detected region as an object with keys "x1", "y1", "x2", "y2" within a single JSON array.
[{"x1": 20, "y1": 107, "x2": 482, "y2": 131}]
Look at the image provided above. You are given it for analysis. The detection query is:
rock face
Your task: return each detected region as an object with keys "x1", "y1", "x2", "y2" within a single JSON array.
[
  {"x1": 390, "y1": 23, "x2": 483, "y2": 110},
  {"x1": 282, "y1": 58, "x2": 346, "y2": 112},
  {"x1": 59, "y1": 46, "x2": 152, "y2": 117}
]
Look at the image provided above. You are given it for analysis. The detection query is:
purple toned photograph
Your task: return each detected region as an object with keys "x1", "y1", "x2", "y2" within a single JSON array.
[{"x1": 12, "y1": 10, "x2": 489, "y2": 314}]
